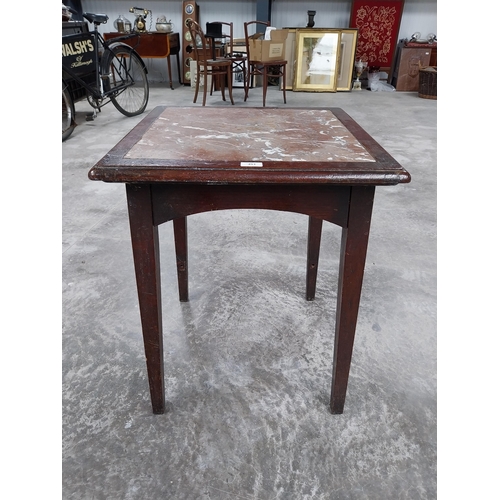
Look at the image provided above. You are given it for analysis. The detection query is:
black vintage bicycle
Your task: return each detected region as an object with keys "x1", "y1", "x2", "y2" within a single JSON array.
[{"x1": 62, "y1": 9, "x2": 149, "y2": 141}]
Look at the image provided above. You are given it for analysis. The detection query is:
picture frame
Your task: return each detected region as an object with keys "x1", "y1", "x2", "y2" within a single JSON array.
[
  {"x1": 283, "y1": 29, "x2": 297, "y2": 90},
  {"x1": 336, "y1": 29, "x2": 358, "y2": 91},
  {"x1": 293, "y1": 30, "x2": 341, "y2": 92}
]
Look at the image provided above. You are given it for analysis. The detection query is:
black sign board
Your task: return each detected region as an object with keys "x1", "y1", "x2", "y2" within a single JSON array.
[{"x1": 62, "y1": 32, "x2": 96, "y2": 77}]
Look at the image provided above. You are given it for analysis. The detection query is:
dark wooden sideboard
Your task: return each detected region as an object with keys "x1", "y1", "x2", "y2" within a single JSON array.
[{"x1": 103, "y1": 32, "x2": 181, "y2": 89}]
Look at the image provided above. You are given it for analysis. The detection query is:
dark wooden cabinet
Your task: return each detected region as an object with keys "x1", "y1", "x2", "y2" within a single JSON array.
[{"x1": 390, "y1": 40, "x2": 436, "y2": 91}]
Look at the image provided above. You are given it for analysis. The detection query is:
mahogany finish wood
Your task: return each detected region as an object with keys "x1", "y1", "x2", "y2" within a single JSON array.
[
  {"x1": 173, "y1": 217, "x2": 189, "y2": 302},
  {"x1": 103, "y1": 32, "x2": 181, "y2": 89},
  {"x1": 89, "y1": 106, "x2": 410, "y2": 415},
  {"x1": 306, "y1": 217, "x2": 323, "y2": 301},
  {"x1": 126, "y1": 183, "x2": 165, "y2": 414}
]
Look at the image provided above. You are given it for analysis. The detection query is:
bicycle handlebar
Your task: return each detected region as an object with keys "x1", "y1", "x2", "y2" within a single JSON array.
[{"x1": 64, "y1": 5, "x2": 108, "y2": 25}]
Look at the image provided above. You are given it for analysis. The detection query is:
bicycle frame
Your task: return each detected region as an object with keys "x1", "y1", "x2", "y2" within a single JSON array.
[{"x1": 62, "y1": 21, "x2": 142, "y2": 104}]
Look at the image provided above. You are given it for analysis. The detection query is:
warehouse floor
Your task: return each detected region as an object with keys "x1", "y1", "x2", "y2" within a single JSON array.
[{"x1": 62, "y1": 82, "x2": 436, "y2": 499}]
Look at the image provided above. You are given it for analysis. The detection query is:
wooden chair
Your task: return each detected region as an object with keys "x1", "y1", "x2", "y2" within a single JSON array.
[
  {"x1": 244, "y1": 21, "x2": 287, "y2": 107},
  {"x1": 186, "y1": 20, "x2": 234, "y2": 106},
  {"x1": 209, "y1": 22, "x2": 247, "y2": 92}
]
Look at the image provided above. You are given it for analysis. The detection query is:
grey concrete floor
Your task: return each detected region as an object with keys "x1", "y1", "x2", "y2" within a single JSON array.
[{"x1": 62, "y1": 83, "x2": 436, "y2": 499}]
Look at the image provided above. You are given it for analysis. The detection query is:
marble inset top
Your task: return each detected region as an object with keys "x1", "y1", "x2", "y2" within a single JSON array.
[{"x1": 125, "y1": 108, "x2": 375, "y2": 163}]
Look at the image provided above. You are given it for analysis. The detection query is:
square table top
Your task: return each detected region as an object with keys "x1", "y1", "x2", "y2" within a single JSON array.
[{"x1": 88, "y1": 106, "x2": 410, "y2": 185}]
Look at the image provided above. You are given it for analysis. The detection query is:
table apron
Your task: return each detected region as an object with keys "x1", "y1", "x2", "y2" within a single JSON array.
[{"x1": 148, "y1": 183, "x2": 353, "y2": 227}]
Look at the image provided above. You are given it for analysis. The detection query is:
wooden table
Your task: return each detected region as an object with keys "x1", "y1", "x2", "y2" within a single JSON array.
[
  {"x1": 88, "y1": 106, "x2": 411, "y2": 415},
  {"x1": 103, "y1": 32, "x2": 181, "y2": 89}
]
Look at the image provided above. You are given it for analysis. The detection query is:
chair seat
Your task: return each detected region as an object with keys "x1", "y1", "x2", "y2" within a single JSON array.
[
  {"x1": 248, "y1": 59, "x2": 287, "y2": 66},
  {"x1": 207, "y1": 59, "x2": 232, "y2": 65}
]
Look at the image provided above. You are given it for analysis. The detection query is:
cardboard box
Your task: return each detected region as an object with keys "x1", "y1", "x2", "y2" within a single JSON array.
[{"x1": 248, "y1": 29, "x2": 288, "y2": 62}]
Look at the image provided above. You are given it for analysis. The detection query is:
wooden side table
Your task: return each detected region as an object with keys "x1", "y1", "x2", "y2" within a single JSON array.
[
  {"x1": 103, "y1": 32, "x2": 181, "y2": 89},
  {"x1": 89, "y1": 106, "x2": 411, "y2": 415}
]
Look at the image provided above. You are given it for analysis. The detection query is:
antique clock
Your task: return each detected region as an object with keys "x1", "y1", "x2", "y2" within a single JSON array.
[{"x1": 181, "y1": 1, "x2": 199, "y2": 85}]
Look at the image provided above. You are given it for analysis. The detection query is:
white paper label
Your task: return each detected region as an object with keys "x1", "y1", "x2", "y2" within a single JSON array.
[
  {"x1": 269, "y1": 43, "x2": 283, "y2": 57},
  {"x1": 240, "y1": 162, "x2": 263, "y2": 167}
]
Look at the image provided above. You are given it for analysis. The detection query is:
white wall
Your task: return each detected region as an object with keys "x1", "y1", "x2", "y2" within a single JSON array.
[
  {"x1": 82, "y1": 1, "x2": 257, "y2": 38},
  {"x1": 272, "y1": 0, "x2": 437, "y2": 39},
  {"x1": 81, "y1": 0, "x2": 437, "y2": 83},
  {"x1": 82, "y1": 1, "x2": 258, "y2": 82},
  {"x1": 398, "y1": 0, "x2": 437, "y2": 39},
  {"x1": 271, "y1": 0, "x2": 352, "y2": 29}
]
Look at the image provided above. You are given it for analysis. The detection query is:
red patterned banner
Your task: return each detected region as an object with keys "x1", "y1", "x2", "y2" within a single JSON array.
[{"x1": 350, "y1": 0, "x2": 404, "y2": 67}]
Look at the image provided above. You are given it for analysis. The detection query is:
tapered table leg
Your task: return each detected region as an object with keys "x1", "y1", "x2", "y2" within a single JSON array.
[
  {"x1": 306, "y1": 216, "x2": 323, "y2": 301},
  {"x1": 330, "y1": 186, "x2": 375, "y2": 414},
  {"x1": 173, "y1": 217, "x2": 189, "y2": 302},
  {"x1": 126, "y1": 184, "x2": 165, "y2": 414}
]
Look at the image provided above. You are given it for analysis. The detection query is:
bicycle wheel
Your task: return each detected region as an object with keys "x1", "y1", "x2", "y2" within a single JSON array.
[
  {"x1": 102, "y1": 45, "x2": 149, "y2": 117},
  {"x1": 62, "y1": 82, "x2": 76, "y2": 141}
]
